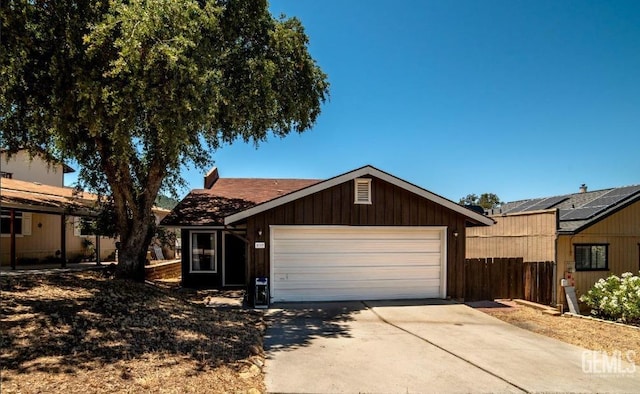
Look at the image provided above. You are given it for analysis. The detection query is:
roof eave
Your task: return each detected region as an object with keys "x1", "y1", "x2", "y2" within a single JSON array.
[{"x1": 0, "y1": 200, "x2": 97, "y2": 216}]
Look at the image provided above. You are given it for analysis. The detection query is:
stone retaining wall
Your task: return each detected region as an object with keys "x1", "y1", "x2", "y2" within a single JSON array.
[{"x1": 145, "y1": 260, "x2": 181, "y2": 280}]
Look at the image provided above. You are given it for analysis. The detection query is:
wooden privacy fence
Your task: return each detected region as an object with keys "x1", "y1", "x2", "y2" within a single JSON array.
[{"x1": 464, "y1": 258, "x2": 555, "y2": 305}]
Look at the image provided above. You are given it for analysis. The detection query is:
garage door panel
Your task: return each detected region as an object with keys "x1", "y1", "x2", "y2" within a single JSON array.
[
  {"x1": 273, "y1": 228, "x2": 441, "y2": 241},
  {"x1": 274, "y1": 285, "x2": 442, "y2": 302},
  {"x1": 274, "y1": 239, "x2": 441, "y2": 254},
  {"x1": 274, "y1": 279, "x2": 441, "y2": 291},
  {"x1": 271, "y1": 226, "x2": 445, "y2": 302},
  {"x1": 274, "y1": 266, "x2": 441, "y2": 281},
  {"x1": 273, "y1": 253, "x2": 442, "y2": 267}
]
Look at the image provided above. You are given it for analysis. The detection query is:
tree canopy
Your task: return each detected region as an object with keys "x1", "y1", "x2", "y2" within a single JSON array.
[
  {"x1": 459, "y1": 193, "x2": 502, "y2": 210},
  {"x1": 1, "y1": 0, "x2": 329, "y2": 279}
]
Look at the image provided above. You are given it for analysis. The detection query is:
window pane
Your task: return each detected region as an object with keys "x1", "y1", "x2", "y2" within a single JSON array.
[
  {"x1": 79, "y1": 218, "x2": 94, "y2": 236},
  {"x1": 191, "y1": 232, "x2": 216, "y2": 272},
  {"x1": 0, "y1": 212, "x2": 23, "y2": 235},
  {"x1": 593, "y1": 246, "x2": 607, "y2": 269},
  {"x1": 575, "y1": 246, "x2": 587, "y2": 269},
  {"x1": 575, "y1": 244, "x2": 607, "y2": 271}
]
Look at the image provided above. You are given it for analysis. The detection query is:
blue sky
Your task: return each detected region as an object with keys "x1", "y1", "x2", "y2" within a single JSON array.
[{"x1": 77, "y1": 1, "x2": 640, "y2": 203}]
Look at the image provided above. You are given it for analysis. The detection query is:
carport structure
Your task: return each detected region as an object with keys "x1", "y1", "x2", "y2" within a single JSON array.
[{"x1": 1, "y1": 177, "x2": 102, "y2": 268}]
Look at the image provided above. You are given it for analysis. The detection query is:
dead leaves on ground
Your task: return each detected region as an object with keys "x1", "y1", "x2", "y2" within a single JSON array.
[{"x1": 0, "y1": 272, "x2": 265, "y2": 393}]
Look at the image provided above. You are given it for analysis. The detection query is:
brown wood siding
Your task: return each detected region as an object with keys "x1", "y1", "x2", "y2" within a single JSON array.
[
  {"x1": 245, "y1": 176, "x2": 471, "y2": 299},
  {"x1": 556, "y1": 199, "x2": 640, "y2": 305},
  {"x1": 466, "y1": 210, "x2": 557, "y2": 262}
]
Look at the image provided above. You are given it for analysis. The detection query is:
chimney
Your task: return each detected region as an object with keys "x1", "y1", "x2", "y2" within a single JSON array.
[
  {"x1": 204, "y1": 167, "x2": 219, "y2": 189},
  {"x1": 579, "y1": 184, "x2": 587, "y2": 193}
]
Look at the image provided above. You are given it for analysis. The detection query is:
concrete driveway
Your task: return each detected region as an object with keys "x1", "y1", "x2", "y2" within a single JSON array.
[{"x1": 264, "y1": 300, "x2": 640, "y2": 393}]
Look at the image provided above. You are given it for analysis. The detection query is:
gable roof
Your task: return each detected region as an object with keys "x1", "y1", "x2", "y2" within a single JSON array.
[
  {"x1": 490, "y1": 184, "x2": 640, "y2": 234},
  {"x1": 223, "y1": 165, "x2": 494, "y2": 226},
  {"x1": 160, "y1": 178, "x2": 321, "y2": 227}
]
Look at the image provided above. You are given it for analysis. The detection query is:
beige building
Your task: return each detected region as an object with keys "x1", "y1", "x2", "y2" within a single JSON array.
[
  {"x1": 467, "y1": 184, "x2": 640, "y2": 306},
  {"x1": 1, "y1": 150, "x2": 170, "y2": 267},
  {"x1": 1, "y1": 149, "x2": 74, "y2": 187}
]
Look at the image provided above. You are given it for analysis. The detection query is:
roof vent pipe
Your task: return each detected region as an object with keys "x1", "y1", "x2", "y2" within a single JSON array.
[{"x1": 579, "y1": 184, "x2": 587, "y2": 193}]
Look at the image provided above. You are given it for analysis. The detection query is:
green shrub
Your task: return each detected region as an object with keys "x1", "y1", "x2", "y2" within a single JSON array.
[{"x1": 580, "y1": 272, "x2": 640, "y2": 324}]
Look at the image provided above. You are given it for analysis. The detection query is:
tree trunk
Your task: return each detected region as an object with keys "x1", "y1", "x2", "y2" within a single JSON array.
[
  {"x1": 98, "y1": 140, "x2": 166, "y2": 282},
  {"x1": 116, "y1": 212, "x2": 155, "y2": 281}
]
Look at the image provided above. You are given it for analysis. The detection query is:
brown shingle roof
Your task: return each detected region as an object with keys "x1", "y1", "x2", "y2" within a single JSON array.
[{"x1": 161, "y1": 178, "x2": 321, "y2": 226}]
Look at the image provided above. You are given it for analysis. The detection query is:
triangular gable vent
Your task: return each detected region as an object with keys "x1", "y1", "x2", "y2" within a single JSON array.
[{"x1": 354, "y1": 178, "x2": 372, "y2": 204}]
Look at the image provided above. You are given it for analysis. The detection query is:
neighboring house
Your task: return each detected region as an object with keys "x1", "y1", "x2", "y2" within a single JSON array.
[
  {"x1": 467, "y1": 184, "x2": 640, "y2": 307},
  {"x1": 1, "y1": 149, "x2": 74, "y2": 187},
  {"x1": 0, "y1": 150, "x2": 170, "y2": 266},
  {"x1": 161, "y1": 165, "x2": 493, "y2": 303}
]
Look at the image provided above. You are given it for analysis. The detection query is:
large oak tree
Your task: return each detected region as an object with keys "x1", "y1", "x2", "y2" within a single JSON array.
[{"x1": 1, "y1": 0, "x2": 329, "y2": 279}]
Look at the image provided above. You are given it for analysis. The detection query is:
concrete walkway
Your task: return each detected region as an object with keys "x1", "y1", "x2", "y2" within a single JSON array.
[{"x1": 264, "y1": 300, "x2": 640, "y2": 393}]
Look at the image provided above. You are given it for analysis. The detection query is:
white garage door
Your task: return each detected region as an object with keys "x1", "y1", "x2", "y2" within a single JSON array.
[{"x1": 270, "y1": 226, "x2": 446, "y2": 302}]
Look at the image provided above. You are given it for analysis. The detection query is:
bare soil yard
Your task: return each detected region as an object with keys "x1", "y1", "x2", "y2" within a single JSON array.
[
  {"x1": 479, "y1": 302, "x2": 640, "y2": 365},
  {"x1": 0, "y1": 271, "x2": 265, "y2": 394}
]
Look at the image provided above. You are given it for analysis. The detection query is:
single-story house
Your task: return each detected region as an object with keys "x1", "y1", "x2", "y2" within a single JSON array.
[
  {"x1": 467, "y1": 184, "x2": 640, "y2": 307},
  {"x1": 161, "y1": 165, "x2": 493, "y2": 303}
]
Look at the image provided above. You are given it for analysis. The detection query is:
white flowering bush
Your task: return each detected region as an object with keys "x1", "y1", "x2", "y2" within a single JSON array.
[{"x1": 580, "y1": 272, "x2": 640, "y2": 324}]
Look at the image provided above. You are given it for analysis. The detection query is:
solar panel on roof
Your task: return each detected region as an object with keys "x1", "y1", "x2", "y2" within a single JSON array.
[
  {"x1": 521, "y1": 196, "x2": 569, "y2": 212},
  {"x1": 559, "y1": 206, "x2": 607, "y2": 221},
  {"x1": 504, "y1": 198, "x2": 545, "y2": 213},
  {"x1": 543, "y1": 196, "x2": 570, "y2": 208},
  {"x1": 583, "y1": 185, "x2": 640, "y2": 208},
  {"x1": 501, "y1": 200, "x2": 529, "y2": 214}
]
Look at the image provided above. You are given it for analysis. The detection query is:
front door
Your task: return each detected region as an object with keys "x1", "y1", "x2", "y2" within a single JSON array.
[{"x1": 224, "y1": 233, "x2": 246, "y2": 286}]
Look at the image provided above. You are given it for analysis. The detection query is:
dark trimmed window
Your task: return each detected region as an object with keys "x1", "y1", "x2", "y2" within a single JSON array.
[
  {"x1": 575, "y1": 244, "x2": 608, "y2": 271},
  {"x1": 74, "y1": 216, "x2": 95, "y2": 236},
  {"x1": 190, "y1": 231, "x2": 217, "y2": 273},
  {"x1": 1, "y1": 209, "x2": 22, "y2": 235}
]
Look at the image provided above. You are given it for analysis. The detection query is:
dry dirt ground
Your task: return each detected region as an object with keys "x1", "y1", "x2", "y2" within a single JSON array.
[
  {"x1": 477, "y1": 301, "x2": 640, "y2": 365},
  {"x1": 0, "y1": 271, "x2": 265, "y2": 394},
  {"x1": 4, "y1": 272, "x2": 639, "y2": 394}
]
